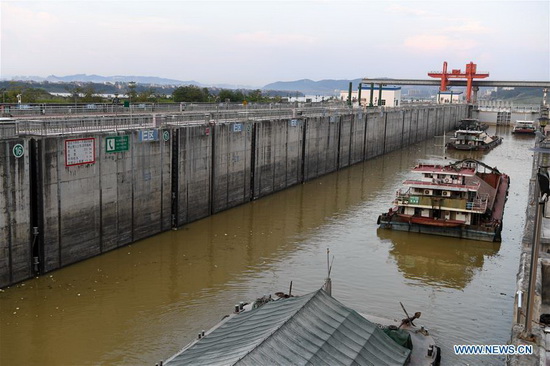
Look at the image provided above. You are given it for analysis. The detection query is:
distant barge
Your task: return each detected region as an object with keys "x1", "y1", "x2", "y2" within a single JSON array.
[
  {"x1": 457, "y1": 118, "x2": 488, "y2": 131},
  {"x1": 446, "y1": 129, "x2": 502, "y2": 151},
  {"x1": 512, "y1": 120, "x2": 536, "y2": 134},
  {"x1": 377, "y1": 159, "x2": 510, "y2": 242}
]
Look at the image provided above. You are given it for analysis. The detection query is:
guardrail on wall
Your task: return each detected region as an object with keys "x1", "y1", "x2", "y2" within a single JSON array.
[{"x1": 3, "y1": 104, "x2": 460, "y2": 137}]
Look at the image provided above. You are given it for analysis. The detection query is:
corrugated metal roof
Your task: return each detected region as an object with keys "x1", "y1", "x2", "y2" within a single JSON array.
[{"x1": 165, "y1": 289, "x2": 410, "y2": 366}]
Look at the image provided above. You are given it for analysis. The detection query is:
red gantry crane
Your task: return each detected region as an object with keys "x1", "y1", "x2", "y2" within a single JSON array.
[{"x1": 428, "y1": 61, "x2": 489, "y2": 103}]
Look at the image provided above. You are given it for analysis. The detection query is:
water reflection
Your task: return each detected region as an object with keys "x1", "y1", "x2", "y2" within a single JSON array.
[{"x1": 378, "y1": 229, "x2": 501, "y2": 289}]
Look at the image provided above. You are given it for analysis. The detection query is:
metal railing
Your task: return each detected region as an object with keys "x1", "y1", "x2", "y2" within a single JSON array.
[
  {"x1": 0, "y1": 101, "x2": 351, "y2": 117},
  {"x1": 2, "y1": 103, "x2": 466, "y2": 137},
  {"x1": 473, "y1": 103, "x2": 541, "y2": 112},
  {"x1": 0, "y1": 123, "x2": 17, "y2": 139},
  {"x1": 16, "y1": 115, "x2": 155, "y2": 135}
]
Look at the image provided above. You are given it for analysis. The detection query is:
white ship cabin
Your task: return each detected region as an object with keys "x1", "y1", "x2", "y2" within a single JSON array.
[
  {"x1": 450, "y1": 130, "x2": 491, "y2": 147},
  {"x1": 406, "y1": 163, "x2": 480, "y2": 188},
  {"x1": 394, "y1": 164, "x2": 487, "y2": 225}
]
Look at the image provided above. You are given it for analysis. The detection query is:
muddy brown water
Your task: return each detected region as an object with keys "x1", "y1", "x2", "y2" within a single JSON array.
[{"x1": 0, "y1": 126, "x2": 533, "y2": 365}]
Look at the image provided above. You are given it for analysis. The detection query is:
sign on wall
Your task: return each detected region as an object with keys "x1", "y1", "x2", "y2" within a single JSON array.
[
  {"x1": 65, "y1": 138, "x2": 96, "y2": 166},
  {"x1": 139, "y1": 129, "x2": 159, "y2": 142},
  {"x1": 12, "y1": 143, "x2": 24, "y2": 158},
  {"x1": 105, "y1": 136, "x2": 129, "y2": 153}
]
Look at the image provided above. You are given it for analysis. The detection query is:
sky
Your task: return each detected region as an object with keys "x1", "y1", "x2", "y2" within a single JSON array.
[{"x1": 1, "y1": 0, "x2": 549, "y2": 87}]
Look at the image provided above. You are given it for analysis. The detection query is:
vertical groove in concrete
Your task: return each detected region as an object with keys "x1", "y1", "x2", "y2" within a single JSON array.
[
  {"x1": 249, "y1": 123, "x2": 256, "y2": 200},
  {"x1": 98, "y1": 137, "x2": 103, "y2": 253},
  {"x1": 382, "y1": 113, "x2": 388, "y2": 154},
  {"x1": 210, "y1": 124, "x2": 216, "y2": 215},
  {"x1": 2, "y1": 141, "x2": 13, "y2": 285},
  {"x1": 171, "y1": 128, "x2": 179, "y2": 229},
  {"x1": 301, "y1": 118, "x2": 307, "y2": 183},
  {"x1": 131, "y1": 134, "x2": 135, "y2": 243},
  {"x1": 56, "y1": 138, "x2": 62, "y2": 267},
  {"x1": 336, "y1": 117, "x2": 342, "y2": 170},
  {"x1": 363, "y1": 113, "x2": 368, "y2": 161}
]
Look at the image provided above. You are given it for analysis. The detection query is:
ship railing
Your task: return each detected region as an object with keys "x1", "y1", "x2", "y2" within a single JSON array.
[
  {"x1": 467, "y1": 193, "x2": 489, "y2": 211},
  {"x1": 396, "y1": 191, "x2": 490, "y2": 212}
]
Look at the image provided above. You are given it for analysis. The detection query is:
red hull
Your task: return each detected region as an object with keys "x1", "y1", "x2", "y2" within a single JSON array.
[
  {"x1": 397, "y1": 214, "x2": 465, "y2": 227},
  {"x1": 512, "y1": 129, "x2": 535, "y2": 134}
]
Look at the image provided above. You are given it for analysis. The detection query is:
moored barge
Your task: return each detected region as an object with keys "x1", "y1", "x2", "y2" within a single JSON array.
[
  {"x1": 163, "y1": 279, "x2": 441, "y2": 365},
  {"x1": 457, "y1": 118, "x2": 488, "y2": 131},
  {"x1": 377, "y1": 159, "x2": 510, "y2": 242},
  {"x1": 512, "y1": 120, "x2": 536, "y2": 134},
  {"x1": 446, "y1": 129, "x2": 502, "y2": 151}
]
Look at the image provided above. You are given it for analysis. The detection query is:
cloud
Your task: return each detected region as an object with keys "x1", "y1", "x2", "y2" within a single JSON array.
[
  {"x1": 387, "y1": 4, "x2": 431, "y2": 17},
  {"x1": 2, "y1": 3, "x2": 60, "y2": 34},
  {"x1": 96, "y1": 15, "x2": 202, "y2": 35},
  {"x1": 234, "y1": 31, "x2": 317, "y2": 46},
  {"x1": 403, "y1": 34, "x2": 479, "y2": 52},
  {"x1": 442, "y1": 21, "x2": 492, "y2": 34}
]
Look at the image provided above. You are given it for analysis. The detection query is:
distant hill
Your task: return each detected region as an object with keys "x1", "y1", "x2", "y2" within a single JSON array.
[
  {"x1": 263, "y1": 78, "x2": 364, "y2": 95},
  {"x1": 3, "y1": 74, "x2": 261, "y2": 89},
  {"x1": 44, "y1": 74, "x2": 196, "y2": 86}
]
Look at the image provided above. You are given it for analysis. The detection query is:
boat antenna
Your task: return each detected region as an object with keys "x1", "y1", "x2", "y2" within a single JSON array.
[
  {"x1": 323, "y1": 248, "x2": 334, "y2": 296},
  {"x1": 289, "y1": 281, "x2": 293, "y2": 296}
]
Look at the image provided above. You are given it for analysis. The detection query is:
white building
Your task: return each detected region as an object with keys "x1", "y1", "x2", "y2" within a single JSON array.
[
  {"x1": 437, "y1": 91, "x2": 463, "y2": 104},
  {"x1": 340, "y1": 86, "x2": 402, "y2": 107}
]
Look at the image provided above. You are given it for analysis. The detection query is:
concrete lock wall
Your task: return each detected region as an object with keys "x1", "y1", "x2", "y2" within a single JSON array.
[
  {"x1": 304, "y1": 116, "x2": 335, "y2": 181},
  {"x1": 0, "y1": 138, "x2": 32, "y2": 286},
  {"x1": 35, "y1": 131, "x2": 170, "y2": 278},
  {"x1": 365, "y1": 110, "x2": 386, "y2": 159},
  {"x1": 253, "y1": 118, "x2": 305, "y2": 199},
  {"x1": 176, "y1": 124, "x2": 212, "y2": 226},
  {"x1": 211, "y1": 122, "x2": 252, "y2": 213},
  {"x1": 350, "y1": 113, "x2": 366, "y2": 165},
  {"x1": 0, "y1": 105, "x2": 468, "y2": 287}
]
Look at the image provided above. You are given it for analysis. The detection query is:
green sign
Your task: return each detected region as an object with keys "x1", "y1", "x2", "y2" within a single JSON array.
[
  {"x1": 409, "y1": 196, "x2": 419, "y2": 204},
  {"x1": 162, "y1": 130, "x2": 170, "y2": 141},
  {"x1": 105, "y1": 136, "x2": 129, "y2": 153},
  {"x1": 13, "y1": 143, "x2": 24, "y2": 158}
]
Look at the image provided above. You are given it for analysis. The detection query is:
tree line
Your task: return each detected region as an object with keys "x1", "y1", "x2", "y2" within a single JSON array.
[{"x1": 0, "y1": 81, "x2": 296, "y2": 104}]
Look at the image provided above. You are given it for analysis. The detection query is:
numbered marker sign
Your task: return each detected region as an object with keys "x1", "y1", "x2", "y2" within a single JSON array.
[{"x1": 13, "y1": 144, "x2": 24, "y2": 158}]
